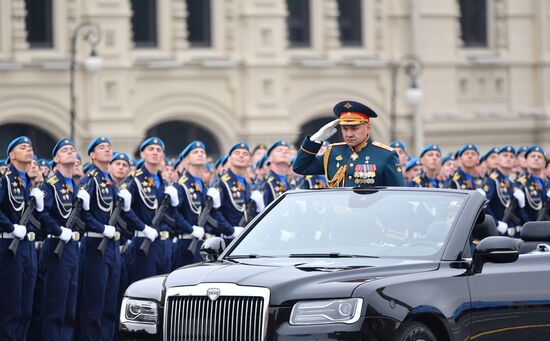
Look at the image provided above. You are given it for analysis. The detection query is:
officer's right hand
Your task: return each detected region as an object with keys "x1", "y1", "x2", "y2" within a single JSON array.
[
  {"x1": 59, "y1": 226, "x2": 73, "y2": 243},
  {"x1": 77, "y1": 190, "x2": 91, "y2": 211},
  {"x1": 103, "y1": 225, "x2": 116, "y2": 239},
  {"x1": 497, "y1": 221, "x2": 508, "y2": 234},
  {"x1": 310, "y1": 119, "x2": 339, "y2": 144},
  {"x1": 143, "y1": 225, "x2": 158, "y2": 242},
  {"x1": 231, "y1": 226, "x2": 245, "y2": 238},
  {"x1": 191, "y1": 225, "x2": 205, "y2": 239},
  {"x1": 12, "y1": 224, "x2": 27, "y2": 239},
  {"x1": 207, "y1": 187, "x2": 221, "y2": 208}
]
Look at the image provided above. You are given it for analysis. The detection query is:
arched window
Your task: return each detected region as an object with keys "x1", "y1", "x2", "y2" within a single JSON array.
[
  {"x1": 0, "y1": 123, "x2": 57, "y2": 159},
  {"x1": 287, "y1": 0, "x2": 311, "y2": 48},
  {"x1": 459, "y1": 0, "x2": 488, "y2": 47},
  {"x1": 186, "y1": 0, "x2": 212, "y2": 47},
  {"x1": 25, "y1": 0, "x2": 53, "y2": 48},
  {"x1": 131, "y1": 0, "x2": 158, "y2": 47}
]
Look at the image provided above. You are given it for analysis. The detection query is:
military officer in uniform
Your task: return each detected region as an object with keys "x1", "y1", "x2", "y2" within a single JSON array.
[
  {"x1": 76, "y1": 137, "x2": 122, "y2": 340},
  {"x1": 0, "y1": 136, "x2": 42, "y2": 340},
  {"x1": 262, "y1": 140, "x2": 297, "y2": 206},
  {"x1": 407, "y1": 144, "x2": 444, "y2": 188},
  {"x1": 404, "y1": 158, "x2": 422, "y2": 182},
  {"x1": 438, "y1": 154, "x2": 455, "y2": 187},
  {"x1": 449, "y1": 144, "x2": 481, "y2": 190},
  {"x1": 516, "y1": 146, "x2": 549, "y2": 222},
  {"x1": 173, "y1": 141, "x2": 207, "y2": 268},
  {"x1": 36, "y1": 139, "x2": 79, "y2": 340},
  {"x1": 294, "y1": 101, "x2": 404, "y2": 187},
  {"x1": 389, "y1": 141, "x2": 408, "y2": 172},
  {"x1": 480, "y1": 147, "x2": 499, "y2": 176}
]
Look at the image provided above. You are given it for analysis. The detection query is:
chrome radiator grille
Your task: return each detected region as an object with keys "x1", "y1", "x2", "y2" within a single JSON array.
[{"x1": 164, "y1": 284, "x2": 270, "y2": 341}]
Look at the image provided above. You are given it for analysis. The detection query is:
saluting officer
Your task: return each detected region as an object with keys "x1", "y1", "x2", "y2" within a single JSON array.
[
  {"x1": 36, "y1": 139, "x2": 79, "y2": 340},
  {"x1": 122, "y1": 137, "x2": 179, "y2": 285},
  {"x1": 76, "y1": 137, "x2": 122, "y2": 340},
  {"x1": 407, "y1": 144, "x2": 444, "y2": 188},
  {"x1": 0, "y1": 136, "x2": 42, "y2": 340},
  {"x1": 449, "y1": 144, "x2": 480, "y2": 190},
  {"x1": 517, "y1": 146, "x2": 549, "y2": 222},
  {"x1": 294, "y1": 101, "x2": 404, "y2": 187},
  {"x1": 262, "y1": 140, "x2": 297, "y2": 206},
  {"x1": 172, "y1": 141, "x2": 207, "y2": 268}
]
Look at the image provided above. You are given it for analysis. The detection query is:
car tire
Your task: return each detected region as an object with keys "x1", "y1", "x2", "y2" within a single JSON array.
[{"x1": 393, "y1": 321, "x2": 438, "y2": 341}]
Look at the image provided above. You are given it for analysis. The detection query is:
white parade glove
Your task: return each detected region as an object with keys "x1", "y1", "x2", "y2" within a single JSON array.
[
  {"x1": 547, "y1": 188, "x2": 550, "y2": 198},
  {"x1": 30, "y1": 188, "x2": 44, "y2": 212},
  {"x1": 250, "y1": 190, "x2": 265, "y2": 212},
  {"x1": 475, "y1": 188, "x2": 486, "y2": 198},
  {"x1": 77, "y1": 190, "x2": 91, "y2": 211},
  {"x1": 143, "y1": 225, "x2": 158, "y2": 242},
  {"x1": 513, "y1": 189, "x2": 525, "y2": 208},
  {"x1": 102, "y1": 225, "x2": 116, "y2": 239},
  {"x1": 191, "y1": 225, "x2": 205, "y2": 239},
  {"x1": 497, "y1": 221, "x2": 508, "y2": 235},
  {"x1": 207, "y1": 187, "x2": 221, "y2": 208},
  {"x1": 164, "y1": 185, "x2": 179, "y2": 207},
  {"x1": 12, "y1": 224, "x2": 27, "y2": 239},
  {"x1": 280, "y1": 229, "x2": 296, "y2": 242},
  {"x1": 118, "y1": 189, "x2": 132, "y2": 212},
  {"x1": 310, "y1": 119, "x2": 339, "y2": 144},
  {"x1": 59, "y1": 227, "x2": 73, "y2": 242},
  {"x1": 231, "y1": 226, "x2": 245, "y2": 238}
]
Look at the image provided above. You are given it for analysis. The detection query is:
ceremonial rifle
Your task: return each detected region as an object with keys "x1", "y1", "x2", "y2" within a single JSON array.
[
  {"x1": 97, "y1": 197, "x2": 126, "y2": 256},
  {"x1": 537, "y1": 198, "x2": 550, "y2": 221},
  {"x1": 139, "y1": 194, "x2": 171, "y2": 256},
  {"x1": 238, "y1": 201, "x2": 257, "y2": 227},
  {"x1": 54, "y1": 190, "x2": 86, "y2": 258},
  {"x1": 9, "y1": 196, "x2": 37, "y2": 257},
  {"x1": 187, "y1": 196, "x2": 213, "y2": 256}
]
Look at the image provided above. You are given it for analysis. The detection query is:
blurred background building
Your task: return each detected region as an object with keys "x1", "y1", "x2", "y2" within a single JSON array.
[{"x1": 0, "y1": 0, "x2": 548, "y2": 159}]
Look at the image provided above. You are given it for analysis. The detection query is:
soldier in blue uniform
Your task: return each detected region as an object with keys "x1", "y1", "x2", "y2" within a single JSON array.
[
  {"x1": 294, "y1": 101, "x2": 404, "y2": 187},
  {"x1": 480, "y1": 147, "x2": 499, "y2": 177},
  {"x1": 389, "y1": 141, "x2": 408, "y2": 172},
  {"x1": 514, "y1": 145, "x2": 528, "y2": 175},
  {"x1": 76, "y1": 137, "x2": 122, "y2": 340},
  {"x1": 481, "y1": 145, "x2": 526, "y2": 236},
  {"x1": 449, "y1": 144, "x2": 480, "y2": 190},
  {"x1": 123, "y1": 137, "x2": 178, "y2": 286},
  {"x1": 0, "y1": 136, "x2": 42, "y2": 340},
  {"x1": 252, "y1": 155, "x2": 269, "y2": 190},
  {"x1": 109, "y1": 152, "x2": 131, "y2": 188},
  {"x1": 437, "y1": 154, "x2": 455, "y2": 187},
  {"x1": 262, "y1": 140, "x2": 298, "y2": 206},
  {"x1": 173, "y1": 141, "x2": 208, "y2": 268},
  {"x1": 516, "y1": 146, "x2": 549, "y2": 222},
  {"x1": 36, "y1": 139, "x2": 79, "y2": 340},
  {"x1": 407, "y1": 144, "x2": 444, "y2": 188},
  {"x1": 404, "y1": 157, "x2": 422, "y2": 182}
]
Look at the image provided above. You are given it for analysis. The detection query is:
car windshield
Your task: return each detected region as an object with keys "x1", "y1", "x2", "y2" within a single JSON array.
[{"x1": 228, "y1": 190, "x2": 466, "y2": 261}]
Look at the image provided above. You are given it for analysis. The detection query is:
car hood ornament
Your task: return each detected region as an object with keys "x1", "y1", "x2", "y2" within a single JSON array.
[{"x1": 207, "y1": 288, "x2": 220, "y2": 301}]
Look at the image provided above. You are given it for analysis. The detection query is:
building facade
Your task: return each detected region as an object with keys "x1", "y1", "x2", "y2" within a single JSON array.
[{"x1": 0, "y1": 0, "x2": 549, "y2": 159}]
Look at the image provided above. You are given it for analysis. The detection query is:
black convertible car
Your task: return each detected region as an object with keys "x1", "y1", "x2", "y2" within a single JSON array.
[{"x1": 120, "y1": 187, "x2": 550, "y2": 340}]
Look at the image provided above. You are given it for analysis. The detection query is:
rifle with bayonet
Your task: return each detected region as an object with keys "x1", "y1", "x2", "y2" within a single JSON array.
[
  {"x1": 238, "y1": 200, "x2": 257, "y2": 227},
  {"x1": 187, "y1": 196, "x2": 213, "y2": 256},
  {"x1": 54, "y1": 190, "x2": 86, "y2": 258},
  {"x1": 9, "y1": 196, "x2": 40, "y2": 257},
  {"x1": 97, "y1": 197, "x2": 133, "y2": 256},
  {"x1": 139, "y1": 194, "x2": 171, "y2": 256},
  {"x1": 502, "y1": 197, "x2": 521, "y2": 236}
]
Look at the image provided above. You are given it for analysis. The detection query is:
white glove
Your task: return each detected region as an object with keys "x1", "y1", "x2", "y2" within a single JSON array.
[
  {"x1": 12, "y1": 224, "x2": 27, "y2": 239},
  {"x1": 231, "y1": 226, "x2": 245, "y2": 238},
  {"x1": 143, "y1": 225, "x2": 158, "y2": 242},
  {"x1": 77, "y1": 190, "x2": 91, "y2": 211},
  {"x1": 310, "y1": 119, "x2": 339, "y2": 143},
  {"x1": 59, "y1": 227, "x2": 73, "y2": 242},
  {"x1": 207, "y1": 187, "x2": 221, "y2": 208},
  {"x1": 250, "y1": 190, "x2": 265, "y2": 212},
  {"x1": 191, "y1": 225, "x2": 205, "y2": 239},
  {"x1": 547, "y1": 188, "x2": 550, "y2": 198},
  {"x1": 497, "y1": 221, "x2": 508, "y2": 234},
  {"x1": 102, "y1": 225, "x2": 116, "y2": 239},
  {"x1": 164, "y1": 185, "x2": 179, "y2": 207},
  {"x1": 280, "y1": 229, "x2": 296, "y2": 242},
  {"x1": 118, "y1": 189, "x2": 132, "y2": 212},
  {"x1": 513, "y1": 189, "x2": 525, "y2": 208},
  {"x1": 30, "y1": 188, "x2": 44, "y2": 212},
  {"x1": 475, "y1": 188, "x2": 486, "y2": 198}
]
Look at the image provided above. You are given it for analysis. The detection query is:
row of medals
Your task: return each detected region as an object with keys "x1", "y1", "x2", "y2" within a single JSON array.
[{"x1": 352, "y1": 153, "x2": 375, "y2": 184}]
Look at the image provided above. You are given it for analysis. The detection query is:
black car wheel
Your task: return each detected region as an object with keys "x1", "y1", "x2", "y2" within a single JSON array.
[{"x1": 393, "y1": 321, "x2": 438, "y2": 341}]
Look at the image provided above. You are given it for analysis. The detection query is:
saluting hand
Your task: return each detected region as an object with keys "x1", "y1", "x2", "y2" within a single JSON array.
[{"x1": 310, "y1": 119, "x2": 339, "y2": 144}]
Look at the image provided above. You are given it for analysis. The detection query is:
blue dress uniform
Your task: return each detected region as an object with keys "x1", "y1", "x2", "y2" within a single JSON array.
[
  {"x1": 123, "y1": 139, "x2": 174, "y2": 285},
  {"x1": 516, "y1": 146, "x2": 548, "y2": 222},
  {"x1": 449, "y1": 145, "x2": 480, "y2": 190},
  {"x1": 213, "y1": 169, "x2": 252, "y2": 240},
  {"x1": 0, "y1": 160, "x2": 37, "y2": 341},
  {"x1": 482, "y1": 168, "x2": 516, "y2": 222},
  {"x1": 407, "y1": 172, "x2": 444, "y2": 188},
  {"x1": 262, "y1": 169, "x2": 298, "y2": 206},
  {"x1": 301, "y1": 175, "x2": 327, "y2": 189},
  {"x1": 294, "y1": 101, "x2": 404, "y2": 187},
  {"x1": 77, "y1": 139, "x2": 121, "y2": 341}
]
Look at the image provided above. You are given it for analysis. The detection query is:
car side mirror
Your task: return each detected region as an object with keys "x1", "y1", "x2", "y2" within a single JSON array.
[
  {"x1": 200, "y1": 237, "x2": 226, "y2": 262},
  {"x1": 471, "y1": 236, "x2": 519, "y2": 274}
]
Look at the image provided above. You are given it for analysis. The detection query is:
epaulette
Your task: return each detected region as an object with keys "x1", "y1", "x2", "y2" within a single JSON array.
[
  {"x1": 135, "y1": 169, "x2": 143, "y2": 177},
  {"x1": 4, "y1": 170, "x2": 11, "y2": 176},
  {"x1": 517, "y1": 175, "x2": 527, "y2": 184},
  {"x1": 509, "y1": 173, "x2": 517, "y2": 182},
  {"x1": 88, "y1": 169, "x2": 98, "y2": 177},
  {"x1": 221, "y1": 174, "x2": 231, "y2": 182},
  {"x1": 178, "y1": 176, "x2": 188, "y2": 185},
  {"x1": 453, "y1": 173, "x2": 460, "y2": 181},
  {"x1": 120, "y1": 182, "x2": 128, "y2": 189},
  {"x1": 372, "y1": 141, "x2": 394, "y2": 152},
  {"x1": 489, "y1": 171, "x2": 498, "y2": 180},
  {"x1": 304, "y1": 175, "x2": 313, "y2": 179},
  {"x1": 328, "y1": 142, "x2": 347, "y2": 147},
  {"x1": 412, "y1": 175, "x2": 421, "y2": 184},
  {"x1": 47, "y1": 175, "x2": 59, "y2": 185},
  {"x1": 267, "y1": 176, "x2": 275, "y2": 183}
]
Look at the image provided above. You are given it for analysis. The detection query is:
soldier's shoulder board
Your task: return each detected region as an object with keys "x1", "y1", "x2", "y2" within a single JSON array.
[
  {"x1": 489, "y1": 171, "x2": 499, "y2": 180},
  {"x1": 452, "y1": 173, "x2": 460, "y2": 181},
  {"x1": 47, "y1": 175, "x2": 59, "y2": 185},
  {"x1": 509, "y1": 173, "x2": 517, "y2": 182},
  {"x1": 89, "y1": 169, "x2": 98, "y2": 177},
  {"x1": 372, "y1": 141, "x2": 394, "y2": 152},
  {"x1": 329, "y1": 142, "x2": 347, "y2": 147},
  {"x1": 135, "y1": 169, "x2": 143, "y2": 177},
  {"x1": 412, "y1": 175, "x2": 421, "y2": 184},
  {"x1": 178, "y1": 176, "x2": 188, "y2": 185},
  {"x1": 221, "y1": 174, "x2": 231, "y2": 182},
  {"x1": 517, "y1": 175, "x2": 527, "y2": 184}
]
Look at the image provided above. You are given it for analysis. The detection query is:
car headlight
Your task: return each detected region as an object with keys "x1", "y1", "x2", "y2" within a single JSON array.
[
  {"x1": 289, "y1": 298, "x2": 363, "y2": 325},
  {"x1": 122, "y1": 298, "x2": 158, "y2": 324}
]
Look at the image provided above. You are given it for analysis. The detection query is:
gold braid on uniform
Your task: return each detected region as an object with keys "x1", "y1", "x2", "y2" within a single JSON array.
[{"x1": 323, "y1": 145, "x2": 347, "y2": 188}]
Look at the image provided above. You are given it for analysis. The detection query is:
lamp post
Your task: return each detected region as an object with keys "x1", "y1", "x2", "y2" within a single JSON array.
[
  {"x1": 70, "y1": 22, "x2": 103, "y2": 141},
  {"x1": 389, "y1": 55, "x2": 424, "y2": 153}
]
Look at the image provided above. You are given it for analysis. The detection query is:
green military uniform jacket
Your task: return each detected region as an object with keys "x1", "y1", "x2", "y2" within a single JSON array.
[{"x1": 293, "y1": 137, "x2": 404, "y2": 187}]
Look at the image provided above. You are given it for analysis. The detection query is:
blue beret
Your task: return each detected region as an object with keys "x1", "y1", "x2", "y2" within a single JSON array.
[
  {"x1": 0, "y1": 159, "x2": 6, "y2": 167},
  {"x1": 180, "y1": 140, "x2": 206, "y2": 159},
  {"x1": 173, "y1": 156, "x2": 183, "y2": 170},
  {"x1": 214, "y1": 155, "x2": 227, "y2": 168},
  {"x1": 333, "y1": 100, "x2": 377, "y2": 125},
  {"x1": 204, "y1": 162, "x2": 214, "y2": 173},
  {"x1": 441, "y1": 155, "x2": 453, "y2": 166},
  {"x1": 87, "y1": 137, "x2": 111, "y2": 155},
  {"x1": 139, "y1": 137, "x2": 165, "y2": 152},
  {"x1": 228, "y1": 141, "x2": 250, "y2": 156},
  {"x1": 256, "y1": 155, "x2": 268, "y2": 169},
  {"x1": 525, "y1": 145, "x2": 545, "y2": 158},
  {"x1": 516, "y1": 146, "x2": 529, "y2": 156},
  {"x1": 267, "y1": 140, "x2": 290, "y2": 157},
  {"x1": 111, "y1": 152, "x2": 131, "y2": 164},
  {"x1": 497, "y1": 145, "x2": 516, "y2": 155},
  {"x1": 38, "y1": 159, "x2": 49, "y2": 167},
  {"x1": 135, "y1": 158, "x2": 144, "y2": 169},
  {"x1": 52, "y1": 138, "x2": 75, "y2": 158},
  {"x1": 405, "y1": 158, "x2": 422, "y2": 172},
  {"x1": 7, "y1": 136, "x2": 32, "y2": 157},
  {"x1": 457, "y1": 144, "x2": 479, "y2": 157},
  {"x1": 389, "y1": 141, "x2": 407, "y2": 151},
  {"x1": 480, "y1": 147, "x2": 499, "y2": 162},
  {"x1": 419, "y1": 144, "x2": 441, "y2": 158},
  {"x1": 83, "y1": 163, "x2": 94, "y2": 174},
  {"x1": 77, "y1": 154, "x2": 82, "y2": 161},
  {"x1": 32, "y1": 155, "x2": 38, "y2": 161}
]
